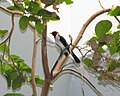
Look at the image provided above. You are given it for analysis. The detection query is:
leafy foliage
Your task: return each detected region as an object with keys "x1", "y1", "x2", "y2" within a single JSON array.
[
  {"x1": 0, "y1": 54, "x2": 44, "y2": 91},
  {"x1": 84, "y1": 19, "x2": 120, "y2": 82},
  {"x1": 108, "y1": 6, "x2": 120, "y2": 16}
]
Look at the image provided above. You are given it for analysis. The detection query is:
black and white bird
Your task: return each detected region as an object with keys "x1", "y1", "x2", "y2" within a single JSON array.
[{"x1": 51, "y1": 31, "x2": 80, "y2": 63}]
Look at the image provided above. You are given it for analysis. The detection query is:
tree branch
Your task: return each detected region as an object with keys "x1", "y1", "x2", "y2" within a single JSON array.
[
  {"x1": 61, "y1": 68, "x2": 103, "y2": 96},
  {"x1": 41, "y1": 22, "x2": 50, "y2": 96},
  {"x1": 8, "y1": 14, "x2": 15, "y2": 56},
  {"x1": 53, "y1": 8, "x2": 111, "y2": 77},
  {"x1": 31, "y1": 30, "x2": 38, "y2": 96},
  {"x1": 114, "y1": 16, "x2": 120, "y2": 24}
]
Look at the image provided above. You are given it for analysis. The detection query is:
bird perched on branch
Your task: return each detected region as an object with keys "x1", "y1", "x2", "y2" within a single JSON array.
[{"x1": 51, "y1": 31, "x2": 80, "y2": 63}]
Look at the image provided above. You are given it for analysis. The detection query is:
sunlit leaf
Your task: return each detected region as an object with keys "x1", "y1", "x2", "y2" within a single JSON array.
[
  {"x1": 0, "y1": 43, "x2": 9, "y2": 54},
  {"x1": 95, "y1": 20, "x2": 112, "y2": 38},
  {"x1": 87, "y1": 37, "x2": 97, "y2": 43},
  {"x1": 21, "y1": 65, "x2": 31, "y2": 73},
  {"x1": 62, "y1": 0, "x2": 73, "y2": 4},
  {"x1": 117, "y1": 24, "x2": 120, "y2": 29},
  {"x1": 7, "y1": 6, "x2": 19, "y2": 11},
  {"x1": 108, "y1": 44, "x2": 117, "y2": 55},
  {"x1": 35, "y1": 20, "x2": 45, "y2": 34},
  {"x1": 14, "y1": 2, "x2": 25, "y2": 12},
  {"x1": 0, "y1": 30, "x2": 8, "y2": 38},
  {"x1": 26, "y1": 1, "x2": 41, "y2": 15},
  {"x1": 108, "y1": 6, "x2": 120, "y2": 16},
  {"x1": 98, "y1": 46, "x2": 105, "y2": 53},
  {"x1": 34, "y1": 75, "x2": 44, "y2": 86},
  {"x1": 19, "y1": 16, "x2": 29, "y2": 30},
  {"x1": 24, "y1": 0, "x2": 30, "y2": 6},
  {"x1": 4, "y1": 93, "x2": 24, "y2": 96}
]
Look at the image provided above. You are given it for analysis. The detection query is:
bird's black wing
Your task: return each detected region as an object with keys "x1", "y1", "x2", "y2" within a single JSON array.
[{"x1": 60, "y1": 36, "x2": 68, "y2": 47}]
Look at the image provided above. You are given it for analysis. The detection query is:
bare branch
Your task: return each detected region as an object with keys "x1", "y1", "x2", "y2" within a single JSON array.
[
  {"x1": 62, "y1": 68, "x2": 103, "y2": 96},
  {"x1": 0, "y1": 6, "x2": 23, "y2": 15},
  {"x1": 98, "y1": 0, "x2": 105, "y2": 9},
  {"x1": 31, "y1": 30, "x2": 38, "y2": 96},
  {"x1": 41, "y1": 22, "x2": 50, "y2": 79},
  {"x1": 114, "y1": 16, "x2": 120, "y2": 24},
  {"x1": 41, "y1": 22, "x2": 51, "y2": 96},
  {"x1": 8, "y1": 14, "x2": 15, "y2": 56}
]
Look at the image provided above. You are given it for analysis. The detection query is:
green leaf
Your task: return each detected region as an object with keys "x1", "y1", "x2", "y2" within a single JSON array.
[
  {"x1": 107, "y1": 63, "x2": 116, "y2": 72},
  {"x1": 98, "y1": 46, "x2": 105, "y2": 53},
  {"x1": 0, "y1": 30, "x2": 8, "y2": 38},
  {"x1": 29, "y1": 15, "x2": 38, "y2": 22},
  {"x1": 14, "y1": 2, "x2": 25, "y2": 12},
  {"x1": 26, "y1": 1, "x2": 41, "y2": 15},
  {"x1": 35, "y1": 20, "x2": 45, "y2": 34},
  {"x1": 98, "y1": 76, "x2": 102, "y2": 81},
  {"x1": 4, "y1": 93, "x2": 24, "y2": 96},
  {"x1": 4, "y1": 74, "x2": 11, "y2": 88},
  {"x1": 6, "y1": 71, "x2": 18, "y2": 81},
  {"x1": 108, "y1": 6, "x2": 120, "y2": 16},
  {"x1": 83, "y1": 58, "x2": 93, "y2": 67},
  {"x1": 34, "y1": 75, "x2": 44, "y2": 86},
  {"x1": 10, "y1": 54, "x2": 21, "y2": 60},
  {"x1": 12, "y1": 75, "x2": 25, "y2": 90},
  {"x1": 0, "y1": 43, "x2": 9, "y2": 54},
  {"x1": 62, "y1": 0, "x2": 73, "y2": 4},
  {"x1": 38, "y1": 9, "x2": 60, "y2": 22},
  {"x1": 19, "y1": 16, "x2": 29, "y2": 30},
  {"x1": 21, "y1": 65, "x2": 31, "y2": 73},
  {"x1": 117, "y1": 24, "x2": 120, "y2": 29},
  {"x1": 108, "y1": 44, "x2": 117, "y2": 55},
  {"x1": 87, "y1": 37, "x2": 97, "y2": 43},
  {"x1": 24, "y1": 0, "x2": 30, "y2": 6},
  {"x1": 7, "y1": 6, "x2": 17, "y2": 10},
  {"x1": 95, "y1": 20, "x2": 112, "y2": 38}
]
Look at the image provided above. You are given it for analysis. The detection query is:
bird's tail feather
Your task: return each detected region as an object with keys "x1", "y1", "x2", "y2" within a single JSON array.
[{"x1": 71, "y1": 51, "x2": 80, "y2": 63}]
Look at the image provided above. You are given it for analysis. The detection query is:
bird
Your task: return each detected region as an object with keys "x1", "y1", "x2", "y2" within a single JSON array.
[{"x1": 51, "y1": 31, "x2": 80, "y2": 63}]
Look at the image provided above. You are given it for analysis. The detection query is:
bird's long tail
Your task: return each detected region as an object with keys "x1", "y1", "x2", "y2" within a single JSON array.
[{"x1": 71, "y1": 51, "x2": 80, "y2": 63}]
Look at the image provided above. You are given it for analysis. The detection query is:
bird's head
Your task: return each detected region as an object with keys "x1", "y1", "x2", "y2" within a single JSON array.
[{"x1": 51, "y1": 31, "x2": 59, "y2": 37}]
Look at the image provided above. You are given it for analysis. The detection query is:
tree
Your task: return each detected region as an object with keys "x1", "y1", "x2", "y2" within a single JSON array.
[{"x1": 0, "y1": 0, "x2": 120, "y2": 96}]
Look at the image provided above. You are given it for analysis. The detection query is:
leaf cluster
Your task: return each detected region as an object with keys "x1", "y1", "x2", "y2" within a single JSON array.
[
  {"x1": 83, "y1": 7, "x2": 120, "y2": 82},
  {"x1": 7, "y1": 0, "x2": 61, "y2": 34}
]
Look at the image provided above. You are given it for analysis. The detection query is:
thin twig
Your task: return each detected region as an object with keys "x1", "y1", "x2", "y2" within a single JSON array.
[
  {"x1": 98, "y1": 0, "x2": 105, "y2": 9},
  {"x1": 62, "y1": 68, "x2": 103, "y2": 96},
  {"x1": 114, "y1": 16, "x2": 120, "y2": 24},
  {"x1": 8, "y1": 14, "x2": 15, "y2": 56},
  {"x1": 31, "y1": 30, "x2": 38, "y2": 96}
]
